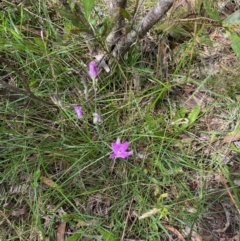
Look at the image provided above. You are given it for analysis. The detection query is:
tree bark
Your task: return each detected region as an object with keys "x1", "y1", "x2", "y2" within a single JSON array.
[
  {"x1": 110, "y1": 0, "x2": 174, "y2": 58},
  {"x1": 106, "y1": 0, "x2": 127, "y2": 50}
]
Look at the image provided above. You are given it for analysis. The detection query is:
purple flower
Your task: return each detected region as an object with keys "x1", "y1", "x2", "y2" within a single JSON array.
[
  {"x1": 93, "y1": 113, "x2": 102, "y2": 125},
  {"x1": 110, "y1": 138, "x2": 133, "y2": 159},
  {"x1": 74, "y1": 106, "x2": 83, "y2": 119},
  {"x1": 88, "y1": 61, "x2": 98, "y2": 79}
]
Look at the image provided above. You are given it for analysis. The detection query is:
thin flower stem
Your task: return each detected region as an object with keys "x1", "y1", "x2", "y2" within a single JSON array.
[{"x1": 110, "y1": 158, "x2": 117, "y2": 172}]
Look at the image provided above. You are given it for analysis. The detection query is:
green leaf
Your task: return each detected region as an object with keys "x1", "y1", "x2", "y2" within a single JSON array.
[
  {"x1": 225, "y1": 29, "x2": 240, "y2": 58},
  {"x1": 222, "y1": 9, "x2": 240, "y2": 57},
  {"x1": 32, "y1": 169, "x2": 41, "y2": 188},
  {"x1": 174, "y1": 107, "x2": 187, "y2": 120},
  {"x1": 179, "y1": 107, "x2": 187, "y2": 118},
  {"x1": 81, "y1": 0, "x2": 96, "y2": 20},
  {"x1": 150, "y1": 177, "x2": 160, "y2": 185},
  {"x1": 98, "y1": 228, "x2": 118, "y2": 241},
  {"x1": 179, "y1": 105, "x2": 200, "y2": 130},
  {"x1": 65, "y1": 233, "x2": 82, "y2": 241},
  {"x1": 158, "y1": 206, "x2": 169, "y2": 219},
  {"x1": 227, "y1": 30, "x2": 240, "y2": 57},
  {"x1": 204, "y1": 0, "x2": 221, "y2": 21},
  {"x1": 223, "y1": 9, "x2": 240, "y2": 26},
  {"x1": 188, "y1": 105, "x2": 201, "y2": 125},
  {"x1": 33, "y1": 37, "x2": 45, "y2": 51}
]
